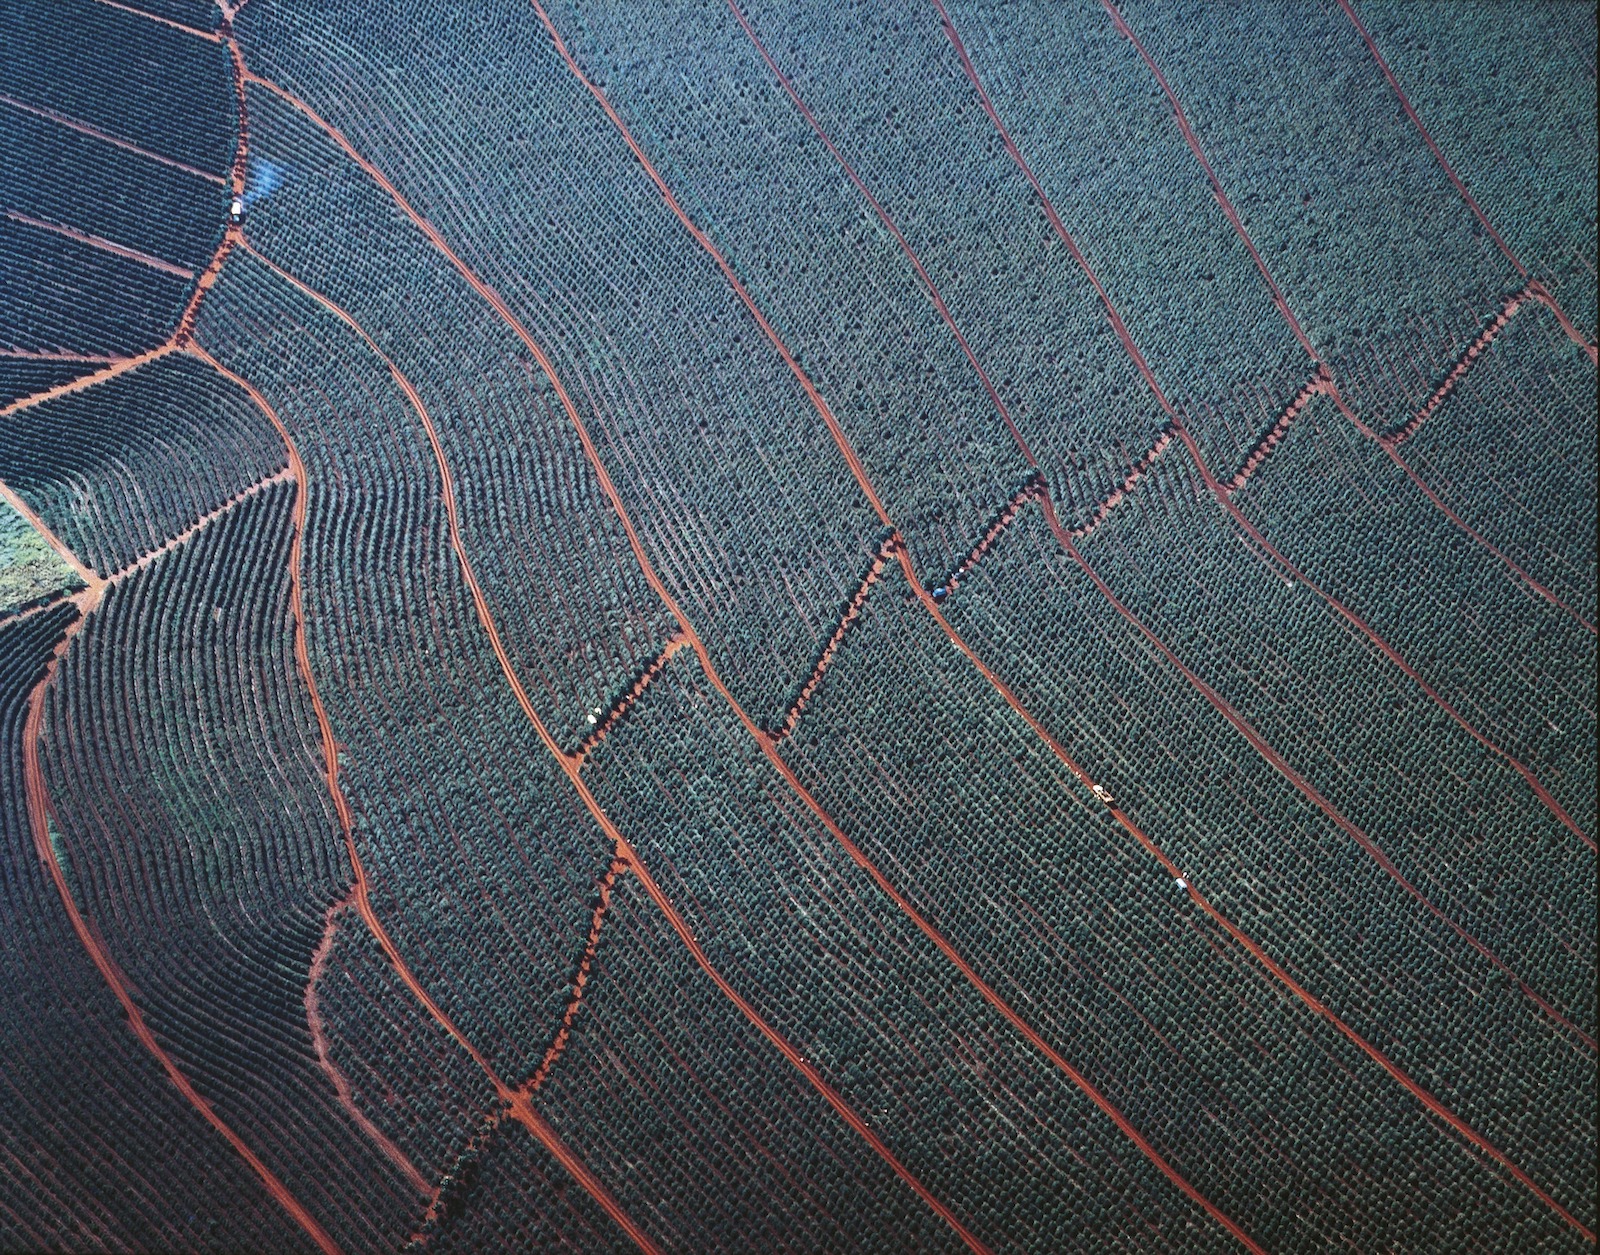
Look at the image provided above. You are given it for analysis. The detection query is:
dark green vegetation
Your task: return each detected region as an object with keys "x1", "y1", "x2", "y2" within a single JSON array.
[{"x1": 0, "y1": 1, "x2": 1593, "y2": 1252}]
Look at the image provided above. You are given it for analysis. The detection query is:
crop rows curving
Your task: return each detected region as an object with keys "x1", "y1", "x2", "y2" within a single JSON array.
[
  {"x1": 1225, "y1": 391, "x2": 1597, "y2": 831},
  {"x1": 0, "y1": 351, "x2": 287, "y2": 575},
  {"x1": 785, "y1": 554, "x2": 1592, "y2": 1250},
  {"x1": 0, "y1": 0, "x2": 1592, "y2": 1249}
]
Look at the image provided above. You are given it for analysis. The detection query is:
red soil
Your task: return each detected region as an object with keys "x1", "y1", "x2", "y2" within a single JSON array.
[
  {"x1": 725, "y1": 0, "x2": 1039, "y2": 468},
  {"x1": 0, "y1": 344, "x2": 177, "y2": 418},
  {"x1": 925, "y1": 3, "x2": 1592, "y2": 1233},
  {"x1": 929, "y1": 0, "x2": 1588, "y2": 846},
  {"x1": 1069, "y1": 432, "x2": 1176, "y2": 540},
  {"x1": 1099, "y1": 0, "x2": 1318, "y2": 362},
  {"x1": 1104, "y1": 1, "x2": 1597, "y2": 623},
  {"x1": 2, "y1": 41, "x2": 356, "y2": 1247},
  {"x1": 524, "y1": 11, "x2": 1265, "y2": 1247},
  {"x1": 3, "y1": 209, "x2": 195, "y2": 279},
  {"x1": 87, "y1": 0, "x2": 220, "y2": 43},
  {"x1": 1038, "y1": 490, "x2": 1593, "y2": 1050},
  {"x1": 0, "y1": 92, "x2": 227, "y2": 186},
  {"x1": 1177, "y1": 419, "x2": 1593, "y2": 847},
  {"x1": 1336, "y1": 0, "x2": 1600, "y2": 369},
  {"x1": 1223, "y1": 374, "x2": 1322, "y2": 494},
  {"x1": 574, "y1": 638, "x2": 689, "y2": 763},
  {"x1": 243, "y1": 62, "x2": 986, "y2": 1255},
  {"x1": 1388, "y1": 290, "x2": 1532, "y2": 446},
  {"x1": 22, "y1": 601, "x2": 342, "y2": 1255},
  {"x1": 189, "y1": 337, "x2": 662, "y2": 1255},
  {"x1": 770, "y1": 541, "x2": 895, "y2": 742},
  {"x1": 520, "y1": 856, "x2": 630, "y2": 1097},
  {"x1": 304, "y1": 893, "x2": 432, "y2": 1194},
  {"x1": 916, "y1": 501, "x2": 1596, "y2": 1243},
  {"x1": 1323, "y1": 369, "x2": 1597, "y2": 635},
  {"x1": 941, "y1": 477, "x2": 1044, "y2": 590},
  {"x1": 100, "y1": 464, "x2": 294, "y2": 583}
]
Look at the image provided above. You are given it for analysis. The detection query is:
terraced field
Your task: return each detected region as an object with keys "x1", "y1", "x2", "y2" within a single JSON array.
[{"x1": 1, "y1": 1, "x2": 1593, "y2": 1251}]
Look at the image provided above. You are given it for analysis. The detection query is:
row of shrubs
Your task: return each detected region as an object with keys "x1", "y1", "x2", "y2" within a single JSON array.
[{"x1": 936, "y1": 489, "x2": 1594, "y2": 1237}]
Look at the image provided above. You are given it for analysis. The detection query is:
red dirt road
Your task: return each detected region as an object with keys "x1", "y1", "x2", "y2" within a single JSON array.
[{"x1": 193, "y1": 303, "x2": 665, "y2": 1255}]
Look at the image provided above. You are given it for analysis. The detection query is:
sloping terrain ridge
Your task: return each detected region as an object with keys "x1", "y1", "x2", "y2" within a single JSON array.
[{"x1": 0, "y1": 1, "x2": 1594, "y2": 1251}]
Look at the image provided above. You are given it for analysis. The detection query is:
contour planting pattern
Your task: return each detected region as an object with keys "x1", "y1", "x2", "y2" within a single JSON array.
[{"x1": 0, "y1": 1, "x2": 1594, "y2": 1252}]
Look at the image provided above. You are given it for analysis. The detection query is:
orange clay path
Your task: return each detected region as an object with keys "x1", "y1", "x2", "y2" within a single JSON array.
[
  {"x1": 3, "y1": 209, "x2": 195, "y2": 279},
  {"x1": 245, "y1": 213, "x2": 1004, "y2": 1248},
  {"x1": 87, "y1": 0, "x2": 220, "y2": 42},
  {"x1": 304, "y1": 892, "x2": 431, "y2": 1195},
  {"x1": 1318, "y1": 367, "x2": 1596, "y2": 635},
  {"x1": 522, "y1": 9, "x2": 1260, "y2": 1248},
  {"x1": 1036, "y1": 488, "x2": 1593, "y2": 1050},
  {"x1": 1334, "y1": 0, "x2": 1596, "y2": 365},
  {"x1": 769, "y1": 540, "x2": 895, "y2": 743},
  {"x1": 185, "y1": 335, "x2": 664, "y2": 1255},
  {"x1": 520, "y1": 855, "x2": 630, "y2": 1097},
  {"x1": 1098, "y1": 1, "x2": 1596, "y2": 635},
  {"x1": 931, "y1": 0, "x2": 1588, "y2": 849},
  {"x1": 236, "y1": 238, "x2": 990, "y2": 1255},
  {"x1": 0, "y1": 92, "x2": 227, "y2": 186},
  {"x1": 4, "y1": 45, "x2": 332, "y2": 1239},
  {"x1": 230, "y1": 71, "x2": 1123, "y2": 1255},
  {"x1": 573, "y1": 638, "x2": 688, "y2": 764},
  {"x1": 730, "y1": 0, "x2": 1593, "y2": 1047},
  {"x1": 929, "y1": 0, "x2": 1597, "y2": 1222},
  {"x1": 721, "y1": 0, "x2": 1593, "y2": 1233},
  {"x1": 22, "y1": 594, "x2": 342, "y2": 1255},
  {"x1": 910, "y1": 507, "x2": 1597, "y2": 1244}
]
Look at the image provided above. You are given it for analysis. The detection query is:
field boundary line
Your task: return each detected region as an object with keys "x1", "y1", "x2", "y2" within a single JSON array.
[
  {"x1": 1221, "y1": 376, "x2": 1323, "y2": 495},
  {"x1": 1186, "y1": 409, "x2": 1594, "y2": 832},
  {"x1": 769, "y1": 540, "x2": 894, "y2": 743},
  {"x1": 934, "y1": 0, "x2": 1588, "y2": 844},
  {"x1": 305, "y1": 892, "x2": 432, "y2": 1194},
  {"x1": 928, "y1": 0, "x2": 1594, "y2": 1232},
  {"x1": 520, "y1": 856, "x2": 630, "y2": 1097},
  {"x1": 239, "y1": 236, "x2": 973, "y2": 1254},
  {"x1": 932, "y1": 492, "x2": 1600, "y2": 1242},
  {"x1": 1100, "y1": 0, "x2": 1594, "y2": 636},
  {"x1": 2, "y1": 41, "x2": 355, "y2": 1250},
  {"x1": 192, "y1": 277, "x2": 664, "y2": 1254},
  {"x1": 0, "y1": 345, "x2": 176, "y2": 418},
  {"x1": 527, "y1": 7, "x2": 1258, "y2": 1248},
  {"x1": 1066, "y1": 432, "x2": 1176, "y2": 541},
  {"x1": 22, "y1": 611, "x2": 342, "y2": 1255},
  {"x1": 1322, "y1": 368, "x2": 1596, "y2": 635},
  {"x1": 1387, "y1": 289, "x2": 1530, "y2": 446},
  {"x1": 1334, "y1": 0, "x2": 1597, "y2": 364},
  {"x1": 932, "y1": 476, "x2": 1043, "y2": 596},
  {"x1": 0, "y1": 92, "x2": 228, "y2": 184},
  {"x1": 737, "y1": 0, "x2": 1595, "y2": 1058},
  {"x1": 1039, "y1": 486, "x2": 1593, "y2": 1048},
  {"x1": 100, "y1": 464, "x2": 294, "y2": 584},
  {"x1": 237, "y1": 61, "x2": 1000, "y2": 1253},
  {"x1": 87, "y1": 0, "x2": 221, "y2": 42},
  {"x1": 4, "y1": 209, "x2": 195, "y2": 278},
  {"x1": 574, "y1": 638, "x2": 688, "y2": 763}
]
